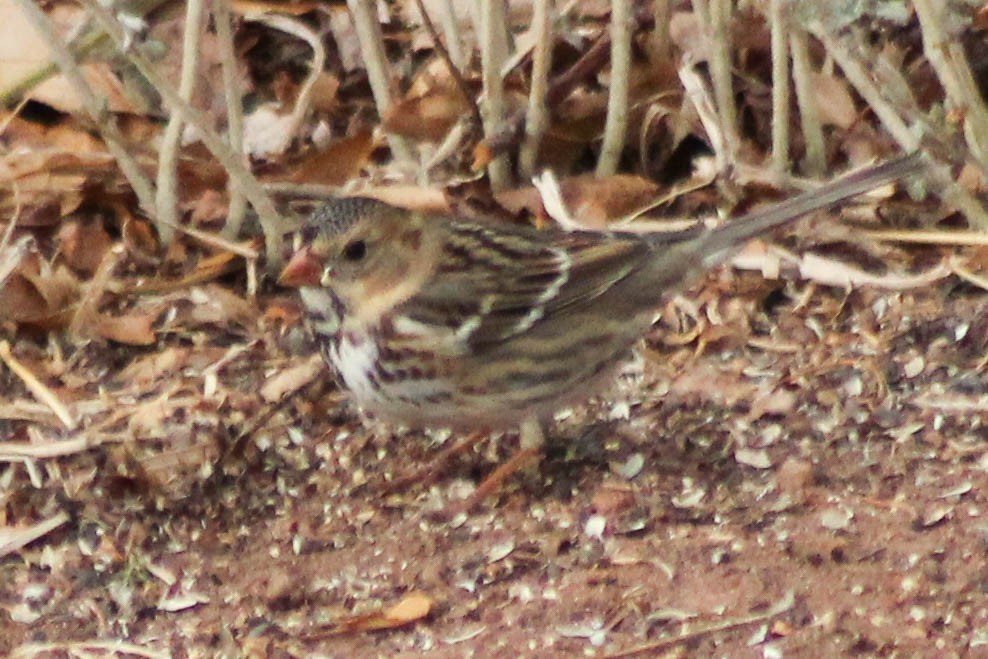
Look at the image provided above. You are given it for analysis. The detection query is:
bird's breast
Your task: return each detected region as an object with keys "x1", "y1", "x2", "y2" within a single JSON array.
[{"x1": 329, "y1": 329, "x2": 384, "y2": 407}]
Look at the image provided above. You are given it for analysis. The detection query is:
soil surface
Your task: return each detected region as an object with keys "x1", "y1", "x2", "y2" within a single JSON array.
[{"x1": 4, "y1": 267, "x2": 987, "y2": 657}]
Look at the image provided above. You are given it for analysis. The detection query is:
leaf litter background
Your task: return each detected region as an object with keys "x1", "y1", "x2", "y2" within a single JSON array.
[{"x1": 2, "y1": 0, "x2": 988, "y2": 656}]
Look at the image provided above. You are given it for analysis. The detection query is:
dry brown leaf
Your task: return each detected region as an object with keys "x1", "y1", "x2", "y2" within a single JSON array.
[
  {"x1": 41, "y1": 124, "x2": 110, "y2": 156},
  {"x1": 976, "y1": 2, "x2": 988, "y2": 30},
  {"x1": 497, "y1": 174, "x2": 660, "y2": 229},
  {"x1": 189, "y1": 190, "x2": 231, "y2": 228},
  {"x1": 151, "y1": 285, "x2": 257, "y2": 332},
  {"x1": 262, "y1": 298, "x2": 303, "y2": 326},
  {"x1": 384, "y1": 88, "x2": 470, "y2": 142},
  {"x1": 551, "y1": 90, "x2": 609, "y2": 141},
  {"x1": 0, "y1": 111, "x2": 53, "y2": 146},
  {"x1": 956, "y1": 161, "x2": 987, "y2": 193},
  {"x1": 290, "y1": 129, "x2": 374, "y2": 185},
  {"x1": 231, "y1": 0, "x2": 325, "y2": 16},
  {"x1": 125, "y1": 394, "x2": 199, "y2": 441},
  {"x1": 57, "y1": 219, "x2": 114, "y2": 275},
  {"x1": 120, "y1": 213, "x2": 161, "y2": 260},
  {"x1": 309, "y1": 72, "x2": 341, "y2": 114},
  {"x1": 383, "y1": 592, "x2": 433, "y2": 625},
  {"x1": 667, "y1": 361, "x2": 758, "y2": 407},
  {"x1": 176, "y1": 148, "x2": 232, "y2": 201},
  {"x1": 471, "y1": 140, "x2": 494, "y2": 170},
  {"x1": 0, "y1": 256, "x2": 80, "y2": 328},
  {"x1": 0, "y1": 200, "x2": 63, "y2": 230},
  {"x1": 0, "y1": 275, "x2": 56, "y2": 325},
  {"x1": 333, "y1": 591, "x2": 434, "y2": 633},
  {"x1": 0, "y1": 2, "x2": 136, "y2": 114},
  {"x1": 260, "y1": 355, "x2": 323, "y2": 402},
  {"x1": 0, "y1": 114, "x2": 109, "y2": 158},
  {"x1": 92, "y1": 310, "x2": 159, "y2": 346},
  {"x1": 115, "y1": 348, "x2": 192, "y2": 387},
  {"x1": 2, "y1": 150, "x2": 112, "y2": 184},
  {"x1": 135, "y1": 248, "x2": 246, "y2": 295},
  {"x1": 354, "y1": 186, "x2": 449, "y2": 214},
  {"x1": 812, "y1": 72, "x2": 858, "y2": 129},
  {"x1": 406, "y1": 57, "x2": 461, "y2": 95},
  {"x1": 112, "y1": 393, "x2": 224, "y2": 500}
]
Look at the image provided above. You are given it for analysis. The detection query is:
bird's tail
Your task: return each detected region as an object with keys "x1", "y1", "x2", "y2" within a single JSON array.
[{"x1": 695, "y1": 153, "x2": 926, "y2": 268}]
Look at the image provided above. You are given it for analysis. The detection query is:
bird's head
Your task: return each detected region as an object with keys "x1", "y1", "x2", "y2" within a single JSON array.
[{"x1": 279, "y1": 197, "x2": 438, "y2": 323}]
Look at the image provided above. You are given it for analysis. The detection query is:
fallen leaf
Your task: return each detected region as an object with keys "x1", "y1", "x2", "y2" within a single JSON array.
[
  {"x1": 0, "y1": 2, "x2": 136, "y2": 113},
  {"x1": 497, "y1": 174, "x2": 660, "y2": 229},
  {"x1": 385, "y1": 87, "x2": 471, "y2": 142},
  {"x1": 260, "y1": 355, "x2": 323, "y2": 402},
  {"x1": 333, "y1": 591, "x2": 434, "y2": 633},
  {"x1": 57, "y1": 218, "x2": 114, "y2": 274},
  {"x1": 290, "y1": 129, "x2": 374, "y2": 185},
  {"x1": 92, "y1": 310, "x2": 158, "y2": 346},
  {"x1": 115, "y1": 347, "x2": 192, "y2": 386},
  {"x1": 0, "y1": 256, "x2": 80, "y2": 328},
  {"x1": 309, "y1": 71, "x2": 341, "y2": 113},
  {"x1": 812, "y1": 72, "x2": 857, "y2": 129}
]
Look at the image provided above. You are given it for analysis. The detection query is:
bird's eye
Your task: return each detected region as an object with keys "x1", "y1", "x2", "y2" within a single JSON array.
[
  {"x1": 341, "y1": 239, "x2": 367, "y2": 261},
  {"x1": 300, "y1": 223, "x2": 320, "y2": 244}
]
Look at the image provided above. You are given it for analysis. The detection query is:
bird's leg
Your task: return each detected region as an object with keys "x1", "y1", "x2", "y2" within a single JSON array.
[
  {"x1": 454, "y1": 416, "x2": 545, "y2": 512},
  {"x1": 379, "y1": 431, "x2": 488, "y2": 494}
]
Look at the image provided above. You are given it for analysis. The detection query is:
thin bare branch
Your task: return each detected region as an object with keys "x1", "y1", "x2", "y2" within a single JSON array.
[
  {"x1": 790, "y1": 28, "x2": 825, "y2": 175},
  {"x1": 694, "y1": 0, "x2": 739, "y2": 164},
  {"x1": 480, "y1": 0, "x2": 511, "y2": 189},
  {"x1": 769, "y1": 0, "x2": 790, "y2": 175},
  {"x1": 811, "y1": 25, "x2": 988, "y2": 230},
  {"x1": 155, "y1": 0, "x2": 206, "y2": 245},
  {"x1": 435, "y1": 0, "x2": 466, "y2": 68},
  {"x1": 596, "y1": 0, "x2": 632, "y2": 176},
  {"x1": 648, "y1": 0, "x2": 671, "y2": 62},
  {"x1": 346, "y1": 0, "x2": 413, "y2": 163},
  {"x1": 413, "y1": 0, "x2": 483, "y2": 130},
  {"x1": 79, "y1": 0, "x2": 281, "y2": 267},
  {"x1": 913, "y1": 0, "x2": 988, "y2": 171},
  {"x1": 213, "y1": 0, "x2": 248, "y2": 240},
  {"x1": 520, "y1": 0, "x2": 553, "y2": 179}
]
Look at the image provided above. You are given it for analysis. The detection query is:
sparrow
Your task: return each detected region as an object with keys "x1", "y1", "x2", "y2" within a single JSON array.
[{"x1": 279, "y1": 154, "x2": 924, "y2": 508}]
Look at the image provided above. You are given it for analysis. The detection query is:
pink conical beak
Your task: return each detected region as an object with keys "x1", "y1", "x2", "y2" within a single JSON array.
[{"x1": 278, "y1": 246, "x2": 322, "y2": 287}]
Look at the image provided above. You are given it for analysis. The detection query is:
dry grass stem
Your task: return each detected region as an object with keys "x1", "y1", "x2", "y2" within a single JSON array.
[{"x1": 0, "y1": 341, "x2": 77, "y2": 430}]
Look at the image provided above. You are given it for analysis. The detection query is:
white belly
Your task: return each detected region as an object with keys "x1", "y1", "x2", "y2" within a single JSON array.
[
  {"x1": 330, "y1": 334, "x2": 382, "y2": 407},
  {"x1": 328, "y1": 328, "x2": 460, "y2": 425}
]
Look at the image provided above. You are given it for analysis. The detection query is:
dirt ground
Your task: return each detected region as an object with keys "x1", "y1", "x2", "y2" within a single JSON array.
[
  {"x1": 3, "y1": 1, "x2": 988, "y2": 657},
  {"x1": 3, "y1": 264, "x2": 987, "y2": 658}
]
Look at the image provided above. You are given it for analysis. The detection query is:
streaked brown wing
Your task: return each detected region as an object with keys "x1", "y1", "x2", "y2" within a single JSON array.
[{"x1": 401, "y1": 221, "x2": 653, "y2": 349}]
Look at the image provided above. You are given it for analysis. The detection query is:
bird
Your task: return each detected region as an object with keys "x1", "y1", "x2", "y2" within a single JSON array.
[{"x1": 278, "y1": 154, "x2": 925, "y2": 509}]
